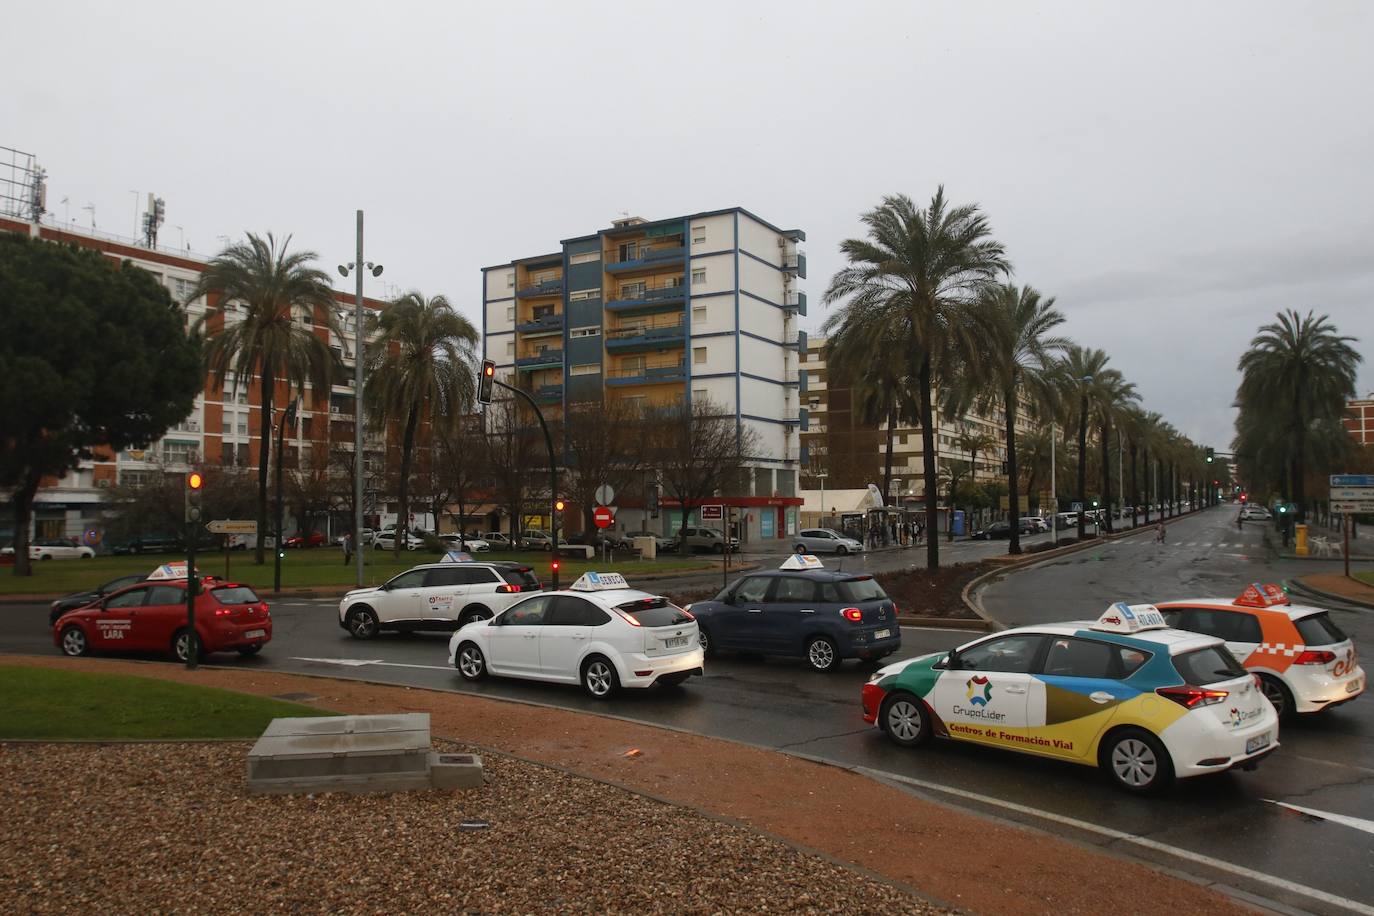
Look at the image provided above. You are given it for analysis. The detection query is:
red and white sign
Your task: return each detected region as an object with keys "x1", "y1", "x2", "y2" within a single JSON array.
[
  {"x1": 593, "y1": 506, "x2": 615, "y2": 529},
  {"x1": 700, "y1": 505, "x2": 723, "y2": 521}
]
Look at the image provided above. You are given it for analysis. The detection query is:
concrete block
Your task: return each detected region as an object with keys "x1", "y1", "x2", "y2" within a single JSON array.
[
  {"x1": 430, "y1": 752, "x2": 484, "y2": 790},
  {"x1": 247, "y1": 713, "x2": 435, "y2": 795}
]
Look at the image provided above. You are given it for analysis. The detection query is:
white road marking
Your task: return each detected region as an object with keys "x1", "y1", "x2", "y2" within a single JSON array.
[
  {"x1": 289, "y1": 656, "x2": 453, "y2": 672},
  {"x1": 863, "y1": 768, "x2": 1374, "y2": 916},
  {"x1": 1266, "y1": 800, "x2": 1374, "y2": 837}
]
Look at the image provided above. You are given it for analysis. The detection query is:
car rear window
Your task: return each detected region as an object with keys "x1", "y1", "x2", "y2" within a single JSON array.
[
  {"x1": 1294, "y1": 612, "x2": 1347, "y2": 646},
  {"x1": 616, "y1": 597, "x2": 693, "y2": 627},
  {"x1": 211, "y1": 586, "x2": 260, "y2": 605},
  {"x1": 501, "y1": 567, "x2": 542, "y2": 590},
  {"x1": 1173, "y1": 646, "x2": 1247, "y2": 685},
  {"x1": 836, "y1": 577, "x2": 887, "y2": 603}
]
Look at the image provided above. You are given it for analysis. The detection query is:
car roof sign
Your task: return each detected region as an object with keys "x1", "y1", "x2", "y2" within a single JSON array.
[
  {"x1": 147, "y1": 562, "x2": 195, "y2": 581},
  {"x1": 1234, "y1": 582, "x2": 1288, "y2": 608},
  {"x1": 779, "y1": 554, "x2": 824, "y2": 570},
  {"x1": 570, "y1": 571, "x2": 629, "y2": 591},
  {"x1": 439, "y1": 551, "x2": 473, "y2": 564},
  {"x1": 1090, "y1": 602, "x2": 1169, "y2": 634}
]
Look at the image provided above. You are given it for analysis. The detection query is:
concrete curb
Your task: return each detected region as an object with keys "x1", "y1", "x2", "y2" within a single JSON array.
[
  {"x1": 1286, "y1": 577, "x2": 1374, "y2": 611},
  {"x1": 896, "y1": 614, "x2": 992, "y2": 631}
]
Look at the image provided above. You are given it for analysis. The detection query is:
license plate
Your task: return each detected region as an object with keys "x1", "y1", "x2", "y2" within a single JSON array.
[
  {"x1": 1245, "y1": 732, "x2": 1271, "y2": 754},
  {"x1": 874, "y1": 628, "x2": 891, "y2": 640},
  {"x1": 663, "y1": 636, "x2": 689, "y2": 649},
  {"x1": 244, "y1": 629, "x2": 266, "y2": 639},
  {"x1": 1348, "y1": 678, "x2": 1363, "y2": 694}
]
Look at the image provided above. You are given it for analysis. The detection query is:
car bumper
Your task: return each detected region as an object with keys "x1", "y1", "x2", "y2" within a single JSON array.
[
  {"x1": 839, "y1": 629, "x2": 902, "y2": 661},
  {"x1": 861, "y1": 682, "x2": 888, "y2": 724},
  {"x1": 1166, "y1": 711, "x2": 1281, "y2": 779},
  {"x1": 615, "y1": 648, "x2": 705, "y2": 688},
  {"x1": 1290, "y1": 664, "x2": 1365, "y2": 714},
  {"x1": 205, "y1": 619, "x2": 273, "y2": 652}
]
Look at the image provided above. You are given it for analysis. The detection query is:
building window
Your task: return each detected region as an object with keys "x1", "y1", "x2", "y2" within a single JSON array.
[
  {"x1": 506, "y1": 306, "x2": 515, "y2": 322},
  {"x1": 506, "y1": 340, "x2": 516, "y2": 356},
  {"x1": 570, "y1": 364, "x2": 602, "y2": 376},
  {"x1": 569, "y1": 288, "x2": 601, "y2": 301},
  {"x1": 237, "y1": 420, "x2": 248, "y2": 436},
  {"x1": 163, "y1": 441, "x2": 199, "y2": 465},
  {"x1": 692, "y1": 305, "x2": 706, "y2": 323},
  {"x1": 809, "y1": 397, "x2": 821, "y2": 410},
  {"x1": 693, "y1": 347, "x2": 707, "y2": 365},
  {"x1": 569, "y1": 252, "x2": 600, "y2": 265},
  {"x1": 692, "y1": 225, "x2": 706, "y2": 245},
  {"x1": 692, "y1": 269, "x2": 706, "y2": 285},
  {"x1": 222, "y1": 418, "x2": 233, "y2": 435},
  {"x1": 506, "y1": 273, "x2": 515, "y2": 288},
  {"x1": 533, "y1": 269, "x2": 556, "y2": 284},
  {"x1": 621, "y1": 395, "x2": 647, "y2": 415},
  {"x1": 570, "y1": 326, "x2": 601, "y2": 338},
  {"x1": 693, "y1": 388, "x2": 708, "y2": 401}
]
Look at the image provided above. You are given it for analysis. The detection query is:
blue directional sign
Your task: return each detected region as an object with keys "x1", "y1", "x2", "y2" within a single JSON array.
[{"x1": 1330, "y1": 475, "x2": 1374, "y2": 488}]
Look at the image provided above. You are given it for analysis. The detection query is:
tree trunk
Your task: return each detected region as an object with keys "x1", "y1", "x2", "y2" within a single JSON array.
[
  {"x1": 256, "y1": 372, "x2": 275, "y2": 565},
  {"x1": 1100, "y1": 419, "x2": 1113, "y2": 534},
  {"x1": 1005, "y1": 392, "x2": 1021, "y2": 555},
  {"x1": 1129, "y1": 442, "x2": 1140, "y2": 529},
  {"x1": 1293, "y1": 415, "x2": 1307, "y2": 522},
  {"x1": 1076, "y1": 394, "x2": 1088, "y2": 540},
  {"x1": 9, "y1": 470, "x2": 40, "y2": 577},
  {"x1": 881, "y1": 404, "x2": 896, "y2": 506},
  {"x1": 919, "y1": 357, "x2": 940, "y2": 570},
  {"x1": 395, "y1": 407, "x2": 419, "y2": 560}
]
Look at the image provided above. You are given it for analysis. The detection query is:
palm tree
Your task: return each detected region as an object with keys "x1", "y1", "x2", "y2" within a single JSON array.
[
  {"x1": 1053, "y1": 346, "x2": 1110, "y2": 540},
  {"x1": 1092, "y1": 371, "x2": 1138, "y2": 534},
  {"x1": 962, "y1": 284, "x2": 1068, "y2": 553},
  {"x1": 193, "y1": 233, "x2": 340, "y2": 565},
  {"x1": 1237, "y1": 310, "x2": 1361, "y2": 520},
  {"x1": 823, "y1": 188, "x2": 1010, "y2": 569},
  {"x1": 366, "y1": 292, "x2": 478, "y2": 558}
]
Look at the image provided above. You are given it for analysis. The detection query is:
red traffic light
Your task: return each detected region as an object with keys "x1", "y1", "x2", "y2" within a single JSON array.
[
  {"x1": 187, "y1": 472, "x2": 204, "y2": 490},
  {"x1": 551, "y1": 558, "x2": 560, "y2": 572},
  {"x1": 484, "y1": 364, "x2": 494, "y2": 377},
  {"x1": 554, "y1": 499, "x2": 566, "y2": 512}
]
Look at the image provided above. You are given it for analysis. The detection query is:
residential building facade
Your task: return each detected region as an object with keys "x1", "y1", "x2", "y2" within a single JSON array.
[{"x1": 1345, "y1": 394, "x2": 1374, "y2": 446}]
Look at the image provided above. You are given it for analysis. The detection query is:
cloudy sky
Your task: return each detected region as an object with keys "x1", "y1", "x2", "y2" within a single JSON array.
[{"x1": 6, "y1": 1, "x2": 1372, "y2": 445}]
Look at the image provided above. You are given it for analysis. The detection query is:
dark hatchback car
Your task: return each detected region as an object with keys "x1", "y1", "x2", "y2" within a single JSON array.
[
  {"x1": 969, "y1": 520, "x2": 1034, "y2": 540},
  {"x1": 49, "y1": 573, "x2": 150, "y2": 624},
  {"x1": 685, "y1": 570, "x2": 901, "y2": 672}
]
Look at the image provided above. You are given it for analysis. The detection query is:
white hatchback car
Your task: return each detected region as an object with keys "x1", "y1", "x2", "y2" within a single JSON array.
[
  {"x1": 3, "y1": 539, "x2": 96, "y2": 560},
  {"x1": 339, "y1": 559, "x2": 542, "y2": 638},
  {"x1": 449, "y1": 571, "x2": 704, "y2": 699}
]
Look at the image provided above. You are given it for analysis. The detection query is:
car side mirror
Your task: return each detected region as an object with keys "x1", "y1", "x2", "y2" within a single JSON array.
[{"x1": 940, "y1": 653, "x2": 956, "y2": 670}]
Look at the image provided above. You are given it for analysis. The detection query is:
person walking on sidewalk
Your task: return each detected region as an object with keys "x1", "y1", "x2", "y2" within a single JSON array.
[
  {"x1": 341, "y1": 532, "x2": 353, "y2": 566},
  {"x1": 1154, "y1": 520, "x2": 1166, "y2": 544}
]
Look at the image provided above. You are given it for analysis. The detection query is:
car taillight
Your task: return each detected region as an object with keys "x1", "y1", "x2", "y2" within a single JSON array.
[
  {"x1": 496, "y1": 584, "x2": 521, "y2": 593},
  {"x1": 680, "y1": 608, "x2": 695, "y2": 620},
  {"x1": 1293, "y1": 650, "x2": 1336, "y2": 665},
  {"x1": 841, "y1": 607, "x2": 863, "y2": 622},
  {"x1": 1156, "y1": 685, "x2": 1229, "y2": 708},
  {"x1": 1252, "y1": 674, "x2": 1262, "y2": 691},
  {"x1": 612, "y1": 608, "x2": 643, "y2": 627},
  {"x1": 214, "y1": 606, "x2": 233, "y2": 617}
]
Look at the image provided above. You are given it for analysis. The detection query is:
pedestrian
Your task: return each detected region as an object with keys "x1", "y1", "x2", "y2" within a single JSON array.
[
  {"x1": 341, "y1": 532, "x2": 353, "y2": 566},
  {"x1": 1237, "y1": 513, "x2": 1244, "y2": 531},
  {"x1": 1154, "y1": 521, "x2": 1166, "y2": 544}
]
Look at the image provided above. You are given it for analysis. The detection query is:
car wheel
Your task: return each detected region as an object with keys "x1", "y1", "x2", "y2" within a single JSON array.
[
  {"x1": 459, "y1": 605, "x2": 493, "y2": 627},
  {"x1": 60, "y1": 625, "x2": 89, "y2": 657},
  {"x1": 1102, "y1": 728, "x2": 1174, "y2": 794},
  {"x1": 881, "y1": 692, "x2": 930, "y2": 747},
  {"x1": 712, "y1": 543, "x2": 724, "y2": 554},
  {"x1": 237, "y1": 645, "x2": 263, "y2": 657},
  {"x1": 130, "y1": 546, "x2": 141, "y2": 555},
  {"x1": 582, "y1": 656, "x2": 620, "y2": 699},
  {"x1": 658, "y1": 672, "x2": 691, "y2": 688},
  {"x1": 836, "y1": 545, "x2": 849, "y2": 556},
  {"x1": 345, "y1": 606, "x2": 380, "y2": 640},
  {"x1": 805, "y1": 636, "x2": 840, "y2": 672},
  {"x1": 697, "y1": 626, "x2": 715, "y2": 659},
  {"x1": 1258, "y1": 674, "x2": 1294, "y2": 720},
  {"x1": 456, "y1": 642, "x2": 487, "y2": 681},
  {"x1": 172, "y1": 628, "x2": 204, "y2": 663},
  {"x1": 40, "y1": 554, "x2": 52, "y2": 561}
]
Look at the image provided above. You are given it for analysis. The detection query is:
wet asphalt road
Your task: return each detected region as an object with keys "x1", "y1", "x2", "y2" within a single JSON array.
[{"x1": 5, "y1": 506, "x2": 1372, "y2": 914}]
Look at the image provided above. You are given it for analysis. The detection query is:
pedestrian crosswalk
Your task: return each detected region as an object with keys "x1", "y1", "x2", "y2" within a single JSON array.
[{"x1": 1111, "y1": 540, "x2": 1251, "y2": 549}]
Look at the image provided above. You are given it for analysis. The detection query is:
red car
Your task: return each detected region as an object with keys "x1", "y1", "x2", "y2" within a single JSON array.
[
  {"x1": 54, "y1": 575, "x2": 272, "y2": 662},
  {"x1": 283, "y1": 531, "x2": 326, "y2": 548}
]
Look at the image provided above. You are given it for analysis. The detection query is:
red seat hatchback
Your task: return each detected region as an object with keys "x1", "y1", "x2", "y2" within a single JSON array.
[{"x1": 54, "y1": 565, "x2": 271, "y2": 662}]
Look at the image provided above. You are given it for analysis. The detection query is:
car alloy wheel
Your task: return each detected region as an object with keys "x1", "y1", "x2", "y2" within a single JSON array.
[
  {"x1": 60, "y1": 626, "x2": 88, "y2": 657},
  {"x1": 882, "y1": 693, "x2": 929, "y2": 747},
  {"x1": 457, "y1": 644, "x2": 486, "y2": 680},
  {"x1": 173, "y1": 629, "x2": 201, "y2": 663},
  {"x1": 836, "y1": 545, "x2": 848, "y2": 556},
  {"x1": 1259, "y1": 674, "x2": 1292, "y2": 719},
  {"x1": 806, "y1": 636, "x2": 839, "y2": 672},
  {"x1": 698, "y1": 627, "x2": 714, "y2": 658},
  {"x1": 1110, "y1": 738, "x2": 1157, "y2": 787},
  {"x1": 583, "y1": 658, "x2": 619, "y2": 699},
  {"x1": 346, "y1": 607, "x2": 379, "y2": 640}
]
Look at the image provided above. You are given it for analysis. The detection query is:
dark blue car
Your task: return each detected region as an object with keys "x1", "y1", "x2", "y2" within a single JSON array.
[{"x1": 686, "y1": 570, "x2": 901, "y2": 672}]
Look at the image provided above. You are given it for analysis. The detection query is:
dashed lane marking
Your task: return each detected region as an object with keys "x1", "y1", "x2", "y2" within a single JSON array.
[{"x1": 1265, "y1": 800, "x2": 1374, "y2": 837}]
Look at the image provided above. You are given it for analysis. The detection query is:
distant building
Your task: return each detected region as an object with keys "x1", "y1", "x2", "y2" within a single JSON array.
[{"x1": 1346, "y1": 394, "x2": 1374, "y2": 446}]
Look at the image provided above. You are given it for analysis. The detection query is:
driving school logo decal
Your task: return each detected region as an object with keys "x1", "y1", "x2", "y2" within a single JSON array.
[{"x1": 966, "y1": 675, "x2": 993, "y2": 707}]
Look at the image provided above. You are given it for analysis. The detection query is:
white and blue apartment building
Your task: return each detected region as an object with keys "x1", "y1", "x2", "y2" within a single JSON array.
[{"x1": 481, "y1": 208, "x2": 810, "y2": 543}]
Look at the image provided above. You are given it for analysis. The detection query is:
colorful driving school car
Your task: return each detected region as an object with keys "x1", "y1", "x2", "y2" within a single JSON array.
[
  {"x1": 862, "y1": 603, "x2": 1280, "y2": 794},
  {"x1": 1155, "y1": 583, "x2": 1364, "y2": 719}
]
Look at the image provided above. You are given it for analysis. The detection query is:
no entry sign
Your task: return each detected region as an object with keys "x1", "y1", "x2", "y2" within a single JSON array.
[{"x1": 593, "y1": 506, "x2": 615, "y2": 528}]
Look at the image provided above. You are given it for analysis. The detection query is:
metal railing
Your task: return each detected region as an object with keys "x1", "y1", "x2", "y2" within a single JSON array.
[
  {"x1": 516, "y1": 312, "x2": 564, "y2": 332},
  {"x1": 605, "y1": 243, "x2": 685, "y2": 266},
  {"x1": 606, "y1": 359, "x2": 686, "y2": 381},
  {"x1": 606, "y1": 317, "x2": 686, "y2": 342},
  {"x1": 516, "y1": 348, "x2": 564, "y2": 366},
  {"x1": 606, "y1": 279, "x2": 686, "y2": 305},
  {"x1": 516, "y1": 276, "x2": 564, "y2": 298}
]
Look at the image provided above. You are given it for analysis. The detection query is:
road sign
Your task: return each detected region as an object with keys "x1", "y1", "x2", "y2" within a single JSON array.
[
  {"x1": 1331, "y1": 499, "x2": 1374, "y2": 514},
  {"x1": 1331, "y1": 475, "x2": 1374, "y2": 487},
  {"x1": 207, "y1": 519, "x2": 258, "y2": 535},
  {"x1": 700, "y1": 504, "x2": 723, "y2": 521},
  {"x1": 593, "y1": 506, "x2": 615, "y2": 529},
  {"x1": 594, "y1": 484, "x2": 616, "y2": 506},
  {"x1": 1331, "y1": 487, "x2": 1374, "y2": 500}
]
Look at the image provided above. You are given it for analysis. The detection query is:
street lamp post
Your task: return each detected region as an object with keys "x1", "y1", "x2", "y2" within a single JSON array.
[
  {"x1": 338, "y1": 212, "x2": 383, "y2": 588},
  {"x1": 1050, "y1": 422, "x2": 1057, "y2": 546},
  {"x1": 274, "y1": 398, "x2": 298, "y2": 594},
  {"x1": 815, "y1": 471, "x2": 828, "y2": 527}
]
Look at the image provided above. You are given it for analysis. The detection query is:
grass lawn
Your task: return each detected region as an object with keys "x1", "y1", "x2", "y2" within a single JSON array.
[
  {"x1": 0, "y1": 547, "x2": 714, "y2": 597},
  {"x1": 1355, "y1": 572, "x2": 1374, "y2": 587},
  {"x1": 0, "y1": 666, "x2": 332, "y2": 739}
]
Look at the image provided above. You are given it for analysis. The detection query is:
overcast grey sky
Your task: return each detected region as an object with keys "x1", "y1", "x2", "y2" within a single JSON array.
[{"x1": 6, "y1": 1, "x2": 1372, "y2": 445}]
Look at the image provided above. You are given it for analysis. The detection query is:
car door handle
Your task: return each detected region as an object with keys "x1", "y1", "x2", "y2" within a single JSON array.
[
  {"x1": 746, "y1": 608, "x2": 762, "y2": 613},
  {"x1": 406, "y1": 591, "x2": 421, "y2": 597},
  {"x1": 1005, "y1": 686, "x2": 1027, "y2": 695},
  {"x1": 1089, "y1": 691, "x2": 1114, "y2": 704},
  {"x1": 571, "y1": 634, "x2": 587, "y2": 640},
  {"x1": 522, "y1": 633, "x2": 537, "y2": 639},
  {"x1": 800, "y1": 609, "x2": 815, "y2": 614}
]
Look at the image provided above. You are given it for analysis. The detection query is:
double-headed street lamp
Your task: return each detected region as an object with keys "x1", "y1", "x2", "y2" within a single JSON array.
[{"x1": 338, "y1": 210, "x2": 383, "y2": 588}]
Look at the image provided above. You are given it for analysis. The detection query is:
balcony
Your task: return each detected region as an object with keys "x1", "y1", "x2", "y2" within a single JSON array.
[
  {"x1": 782, "y1": 250, "x2": 807, "y2": 279},
  {"x1": 516, "y1": 348, "x2": 564, "y2": 371},
  {"x1": 605, "y1": 280, "x2": 686, "y2": 314},
  {"x1": 605, "y1": 317, "x2": 685, "y2": 353},
  {"x1": 516, "y1": 312, "x2": 565, "y2": 336},
  {"x1": 516, "y1": 276, "x2": 563, "y2": 299},
  {"x1": 784, "y1": 291, "x2": 807, "y2": 315},
  {"x1": 529, "y1": 383, "x2": 563, "y2": 404},
  {"x1": 605, "y1": 243, "x2": 686, "y2": 274},
  {"x1": 606, "y1": 359, "x2": 687, "y2": 387}
]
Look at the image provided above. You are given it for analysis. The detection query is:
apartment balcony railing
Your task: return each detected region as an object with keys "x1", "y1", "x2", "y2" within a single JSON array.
[
  {"x1": 515, "y1": 277, "x2": 564, "y2": 299},
  {"x1": 516, "y1": 312, "x2": 565, "y2": 334},
  {"x1": 782, "y1": 250, "x2": 808, "y2": 278},
  {"x1": 605, "y1": 280, "x2": 687, "y2": 313},
  {"x1": 527, "y1": 383, "x2": 563, "y2": 404},
  {"x1": 605, "y1": 360, "x2": 687, "y2": 386},
  {"x1": 604, "y1": 243, "x2": 686, "y2": 273},
  {"x1": 515, "y1": 349, "x2": 564, "y2": 370},
  {"x1": 604, "y1": 318, "x2": 686, "y2": 352}
]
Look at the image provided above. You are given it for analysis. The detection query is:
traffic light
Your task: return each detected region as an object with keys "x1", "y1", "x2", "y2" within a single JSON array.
[
  {"x1": 1205, "y1": 447, "x2": 1214, "y2": 463},
  {"x1": 550, "y1": 557, "x2": 560, "y2": 577},
  {"x1": 185, "y1": 471, "x2": 204, "y2": 523},
  {"x1": 478, "y1": 360, "x2": 496, "y2": 404},
  {"x1": 1277, "y1": 504, "x2": 1288, "y2": 514}
]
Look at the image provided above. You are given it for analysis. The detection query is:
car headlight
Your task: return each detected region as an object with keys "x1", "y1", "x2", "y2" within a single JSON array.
[{"x1": 867, "y1": 670, "x2": 883, "y2": 684}]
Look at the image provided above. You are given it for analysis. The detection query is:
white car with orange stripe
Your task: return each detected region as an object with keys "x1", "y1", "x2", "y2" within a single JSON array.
[{"x1": 1155, "y1": 583, "x2": 1363, "y2": 718}]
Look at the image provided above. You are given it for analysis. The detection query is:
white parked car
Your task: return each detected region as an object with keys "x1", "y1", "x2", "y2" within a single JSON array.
[
  {"x1": 793, "y1": 527, "x2": 865, "y2": 555},
  {"x1": 1239, "y1": 505, "x2": 1271, "y2": 521},
  {"x1": 482, "y1": 532, "x2": 514, "y2": 550},
  {"x1": 339, "y1": 558, "x2": 542, "y2": 638},
  {"x1": 440, "y1": 534, "x2": 490, "y2": 552},
  {"x1": 2, "y1": 539, "x2": 96, "y2": 560},
  {"x1": 374, "y1": 529, "x2": 426, "y2": 551},
  {"x1": 449, "y1": 571, "x2": 704, "y2": 699},
  {"x1": 1020, "y1": 517, "x2": 1050, "y2": 534}
]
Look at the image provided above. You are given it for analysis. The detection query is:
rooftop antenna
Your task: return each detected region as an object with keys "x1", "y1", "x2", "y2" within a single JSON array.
[{"x1": 82, "y1": 203, "x2": 95, "y2": 229}]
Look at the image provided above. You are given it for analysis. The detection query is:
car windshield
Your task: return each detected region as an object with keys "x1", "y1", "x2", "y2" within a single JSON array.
[
  {"x1": 1294, "y1": 612, "x2": 1347, "y2": 646},
  {"x1": 501, "y1": 567, "x2": 541, "y2": 590},
  {"x1": 211, "y1": 586, "x2": 260, "y2": 605},
  {"x1": 616, "y1": 597, "x2": 693, "y2": 627},
  {"x1": 1173, "y1": 646, "x2": 1247, "y2": 685},
  {"x1": 836, "y1": 577, "x2": 887, "y2": 602}
]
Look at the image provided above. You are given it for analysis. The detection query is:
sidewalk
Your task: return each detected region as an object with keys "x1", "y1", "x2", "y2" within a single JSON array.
[
  {"x1": 1292, "y1": 572, "x2": 1374, "y2": 609},
  {"x1": 0, "y1": 654, "x2": 1252, "y2": 916}
]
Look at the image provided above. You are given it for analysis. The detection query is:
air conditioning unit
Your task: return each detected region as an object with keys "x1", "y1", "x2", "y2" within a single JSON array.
[
  {"x1": 189, "y1": 421, "x2": 200, "y2": 431},
  {"x1": 97, "y1": 479, "x2": 111, "y2": 488}
]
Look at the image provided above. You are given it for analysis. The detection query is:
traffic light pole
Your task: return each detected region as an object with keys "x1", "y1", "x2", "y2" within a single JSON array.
[
  {"x1": 184, "y1": 472, "x2": 203, "y2": 671},
  {"x1": 492, "y1": 378, "x2": 560, "y2": 590}
]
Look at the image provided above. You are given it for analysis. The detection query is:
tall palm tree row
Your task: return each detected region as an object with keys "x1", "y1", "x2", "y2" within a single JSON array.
[
  {"x1": 1092, "y1": 371, "x2": 1138, "y2": 534},
  {"x1": 193, "y1": 233, "x2": 341, "y2": 565},
  {"x1": 365, "y1": 292, "x2": 479, "y2": 558},
  {"x1": 1235, "y1": 310, "x2": 1361, "y2": 518},
  {"x1": 1052, "y1": 346, "x2": 1110, "y2": 539}
]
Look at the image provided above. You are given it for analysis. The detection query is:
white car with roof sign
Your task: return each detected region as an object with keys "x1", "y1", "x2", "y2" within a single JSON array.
[
  {"x1": 861, "y1": 603, "x2": 1279, "y2": 794},
  {"x1": 339, "y1": 555, "x2": 542, "y2": 638},
  {"x1": 448, "y1": 571, "x2": 704, "y2": 699}
]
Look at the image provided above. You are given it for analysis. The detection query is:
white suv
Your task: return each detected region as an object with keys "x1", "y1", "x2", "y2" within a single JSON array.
[{"x1": 339, "y1": 560, "x2": 542, "y2": 639}]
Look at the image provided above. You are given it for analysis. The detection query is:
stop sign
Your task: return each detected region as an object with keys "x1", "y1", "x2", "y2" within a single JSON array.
[{"x1": 593, "y1": 506, "x2": 614, "y2": 528}]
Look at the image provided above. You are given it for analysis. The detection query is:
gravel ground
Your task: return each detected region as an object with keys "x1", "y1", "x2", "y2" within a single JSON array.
[{"x1": 0, "y1": 741, "x2": 938, "y2": 915}]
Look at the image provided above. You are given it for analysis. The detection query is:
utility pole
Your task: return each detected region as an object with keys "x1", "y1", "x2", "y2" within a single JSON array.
[
  {"x1": 1050, "y1": 422, "x2": 1057, "y2": 546},
  {"x1": 274, "y1": 398, "x2": 297, "y2": 594},
  {"x1": 353, "y1": 212, "x2": 365, "y2": 588},
  {"x1": 492, "y1": 378, "x2": 560, "y2": 590}
]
